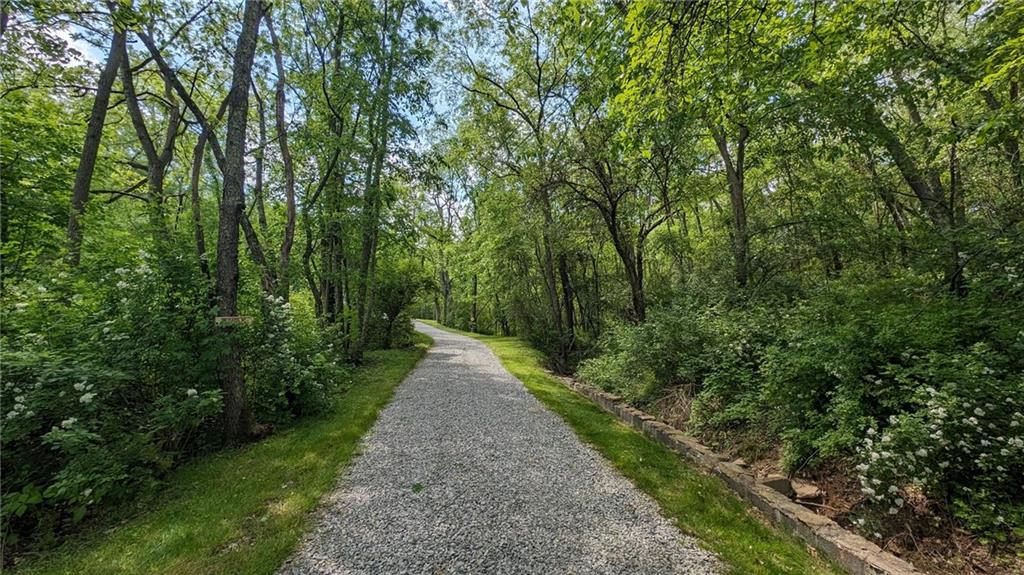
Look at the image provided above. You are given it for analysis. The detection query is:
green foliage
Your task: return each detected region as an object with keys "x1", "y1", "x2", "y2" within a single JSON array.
[
  {"x1": 10, "y1": 335, "x2": 430, "y2": 575},
  {"x1": 578, "y1": 312, "x2": 698, "y2": 403},
  {"x1": 0, "y1": 90, "x2": 83, "y2": 279},
  {"x1": 580, "y1": 267, "x2": 1024, "y2": 539},
  {"x1": 431, "y1": 0, "x2": 1024, "y2": 558},
  {"x1": 243, "y1": 293, "x2": 352, "y2": 425},
  {"x1": 0, "y1": 242, "x2": 355, "y2": 550},
  {"x1": 2, "y1": 242, "x2": 223, "y2": 547},
  {"x1": 365, "y1": 257, "x2": 433, "y2": 349},
  {"x1": 2, "y1": 0, "x2": 438, "y2": 557}
]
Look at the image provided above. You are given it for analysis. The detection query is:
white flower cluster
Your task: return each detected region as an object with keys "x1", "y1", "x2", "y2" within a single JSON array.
[
  {"x1": 75, "y1": 380, "x2": 97, "y2": 404},
  {"x1": 264, "y1": 293, "x2": 293, "y2": 316},
  {"x1": 112, "y1": 260, "x2": 155, "y2": 293},
  {"x1": 857, "y1": 382, "x2": 1024, "y2": 524},
  {"x1": 6, "y1": 392, "x2": 35, "y2": 419}
]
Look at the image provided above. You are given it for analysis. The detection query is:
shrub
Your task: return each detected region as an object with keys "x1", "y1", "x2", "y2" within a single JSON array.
[
  {"x1": 579, "y1": 300, "x2": 777, "y2": 425},
  {"x1": 577, "y1": 321, "x2": 661, "y2": 402},
  {"x1": 578, "y1": 266, "x2": 1024, "y2": 539},
  {"x1": 0, "y1": 248, "x2": 353, "y2": 549},
  {"x1": 855, "y1": 344, "x2": 1024, "y2": 537},
  {"x1": 2, "y1": 247, "x2": 223, "y2": 547},
  {"x1": 244, "y1": 293, "x2": 350, "y2": 424},
  {"x1": 578, "y1": 304, "x2": 708, "y2": 401},
  {"x1": 365, "y1": 257, "x2": 432, "y2": 350}
]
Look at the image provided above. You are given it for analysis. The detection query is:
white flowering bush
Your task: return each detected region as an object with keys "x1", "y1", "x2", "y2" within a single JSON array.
[
  {"x1": 242, "y1": 292, "x2": 350, "y2": 425},
  {"x1": 579, "y1": 271, "x2": 1024, "y2": 545},
  {"x1": 2, "y1": 245, "x2": 223, "y2": 547},
  {"x1": 2, "y1": 236, "x2": 362, "y2": 552},
  {"x1": 856, "y1": 344, "x2": 1024, "y2": 537}
]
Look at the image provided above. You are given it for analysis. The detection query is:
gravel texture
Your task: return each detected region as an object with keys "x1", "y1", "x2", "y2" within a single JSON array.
[{"x1": 279, "y1": 322, "x2": 721, "y2": 575}]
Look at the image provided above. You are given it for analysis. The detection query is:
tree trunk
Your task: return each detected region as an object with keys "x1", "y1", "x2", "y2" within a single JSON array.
[
  {"x1": 216, "y1": 0, "x2": 263, "y2": 444},
  {"x1": 241, "y1": 213, "x2": 276, "y2": 294},
  {"x1": 594, "y1": 195, "x2": 645, "y2": 323},
  {"x1": 559, "y1": 253, "x2": 575, "y2": 339},
  {"x1": 190, "y1": 133, "x2": 211, "y2": 280},
  {"x1": 948, "y1": 140, "x2": 966, "y2": 296},
  {"x1": 439, "y1": 267, "x2": 451, "y2": 325},
  {"x1": 632, "y1": 243, "x2": 646, "y2": 321},
  {"x1": 469, "y1": 273, "x2": 478, "y2": 332},
  {"x1": 66, "y1": 21, "x2": 125, "y2": 266},
  {"x1": 709, "y1": 123, "x2": 749, "y2": 288},
  {"x1": 120, "y1": 46, "x2": 180, "y2": 238},
  {"x1": 495, "y1": 293, "x2": 510, "y2": 336},
  {"x1": 189, "y1": 98, "x2": 228, "y2": 281},
  {"x1": 536, "y1": 187, "x2": 567, "y2": 366},
  {"x1": 304, "y1": 230, "x2": 321, "y2": 317},
  {"x1": 265, "y1": 11, "x2": 296, "y2": 300},
  {"x1": 322, "y1": 237, "x2": 335, "y2": 322},
  {"x1": 352, "y1": 111, "x2": 386, "y2": 362},
  {"x1": 351, "y1": 0, "x2": 403, "y2": 362},
  {"x1": 253, "y1": 82, "x2": 268, "y2": 232}
]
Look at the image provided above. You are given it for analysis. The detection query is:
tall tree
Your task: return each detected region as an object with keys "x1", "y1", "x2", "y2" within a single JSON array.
[
  {"x1": 264, "y1": 9, "x2": 297, "y2": 299},
  {"x1": 66, "y1": 5, "x2": 125, "y2": 265},
  {"x1": 216, "y1": 0, "x2": 264, "y2": 443},
  {"x1": 461, "y1": 2, "x2": 577, "y2": 365},
  {"x1": 119, "y1": 43, "x2": 181, "y2": 234}
]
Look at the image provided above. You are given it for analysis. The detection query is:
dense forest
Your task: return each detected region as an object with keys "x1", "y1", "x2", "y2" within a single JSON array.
[
  {"x1": 2, "y1": 0, "x2": 1022, "y2": 573},
  {"x1": 3, "y1": 0, "x2": 436, "y2": 556}
]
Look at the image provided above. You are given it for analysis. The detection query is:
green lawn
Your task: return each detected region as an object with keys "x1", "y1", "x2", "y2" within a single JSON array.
[
  {"x1": 421, "y1": 320, "x2": 840, "y2": 575},
  {"x1": 13, "y1": 333, "x2": 431, "y2": 575}
]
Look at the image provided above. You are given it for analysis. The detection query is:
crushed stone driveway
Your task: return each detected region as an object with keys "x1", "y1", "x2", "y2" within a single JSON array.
[{"x1": 279, "y1": 321, "x2": 720, "y2": 574}]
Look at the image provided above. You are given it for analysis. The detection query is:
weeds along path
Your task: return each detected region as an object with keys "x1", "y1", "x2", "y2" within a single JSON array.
[{"x1": 280, "y1": 321, "x2": 720, "y2": 574}]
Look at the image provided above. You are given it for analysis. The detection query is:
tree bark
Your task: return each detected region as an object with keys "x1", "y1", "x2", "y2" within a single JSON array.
[
  {"x1": 469, "y1": 273, "x2": 478, "y2": 332},
  {"x1": 252, "y1": 81, "x2": 269, "y2": 232},
  {"x1": 189, "y1": 97, "x2": 228, "y2": 281},
  {"x1": 120, "y1": 46, "x2": 180, "y2": 235},
  {"x1": 302, "y1": 214, "x2": 322, "y2": 316},
  {"x1": 216, "y1": 0, "x2": 263, "y2": 444},
  {"x1": 264, "y1": 11, "x2": 296, "y2": 299},
  {"x1": 948, "y1": 140, "x2": 966, "y2": 296},
  {"x1": 709, "y1": 123, "x2": 750, "y2": 288},
  {"x1": 190, "y1": 132, "x2": 211, "y2": 280},
  {"x1": 438, "y1": 267, "x2": 451, "y2": 324},
  {"x1": 66, "y1": 20, "x2": 125, "y2": 266},
  {"x1": 241, "y1": 212, "x2": 276, "y2": 294},
  {"x1": 536, "y1": 186, "x2": 566, "y2": 362},
  {"x1": 558, "y1": 253, "x2": 576, "y2": 338}
]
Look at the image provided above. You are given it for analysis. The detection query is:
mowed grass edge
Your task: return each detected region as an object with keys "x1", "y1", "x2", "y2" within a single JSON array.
[
  {"x1": 420, "y1": 320, "x2": 840, "y2": 575},
  {"x1": 13, "y1": 332, "x2": 432, "y2": 575}
]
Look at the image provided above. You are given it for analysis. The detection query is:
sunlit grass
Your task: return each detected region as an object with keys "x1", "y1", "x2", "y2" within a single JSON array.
[
  {"x1": 422, "y1": 320, "x2": 839, "y2": 575},
  {"x1": 13, "y1": 332, "x2": 431, "y2": 575}
]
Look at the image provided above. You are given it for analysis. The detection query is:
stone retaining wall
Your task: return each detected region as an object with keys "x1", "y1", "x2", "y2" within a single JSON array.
[{"x1": 562, "y1": 379, "x2": 923, "y2": 575}]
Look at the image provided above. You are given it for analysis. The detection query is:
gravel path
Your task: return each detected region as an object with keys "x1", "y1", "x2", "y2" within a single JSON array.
[{"x1": 279, "y1": 322, "x2": 720, "y2": 574}]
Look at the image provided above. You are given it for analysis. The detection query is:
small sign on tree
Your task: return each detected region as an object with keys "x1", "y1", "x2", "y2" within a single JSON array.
[{"x1": 215, "y1": 316, "x2": 254, "y2": 326}]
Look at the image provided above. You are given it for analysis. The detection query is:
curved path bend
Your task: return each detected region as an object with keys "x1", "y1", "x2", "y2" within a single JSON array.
[{"x1": 280, "y1": 321, "x2": 720, "y2": 574}]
